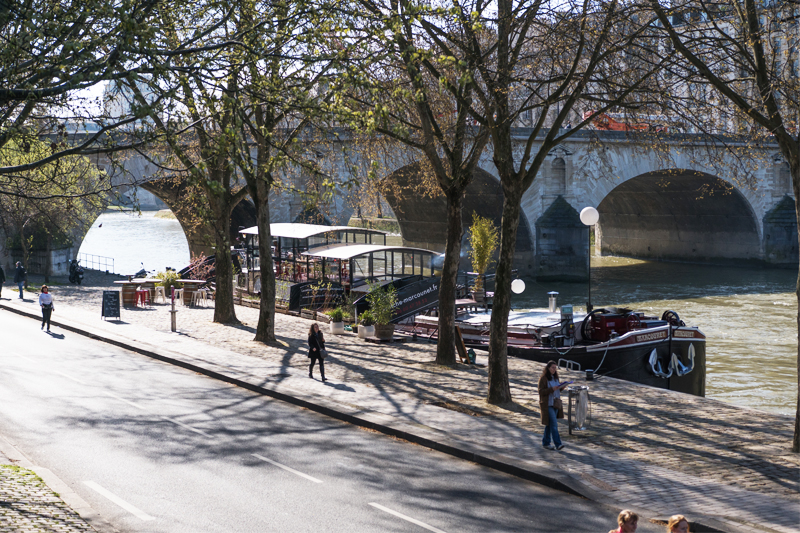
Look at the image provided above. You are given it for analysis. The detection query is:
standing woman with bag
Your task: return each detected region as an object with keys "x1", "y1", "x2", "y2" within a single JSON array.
[
  {"x1": 39, "y1": 285, "x2": 54, "y2": 332},
  {"x1": 538, "y1": 360, "x2": 569, "y2": 450},
  {"x1": 307, "y1": 323, "x2": 327, "y2": 381}
]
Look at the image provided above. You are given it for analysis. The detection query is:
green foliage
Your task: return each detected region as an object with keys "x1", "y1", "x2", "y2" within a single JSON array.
[
  {"x1": 366, "y1": 283, "x2": 397, "y2": 326},
  {"x1": 327, "y1": 307, "x2": 344, "y2": 322},
  {"x1": 358, "y1": 310, "x2": 374, "y2": 326},
  {"x1": 156, "y1": 270, "x2": 181, "y2": 292},
  {"x1": 0, "y1": 139, "x2": 107, "y2": 269},
  {"x1": 468, "y1": 213, "x2": 498, "y2": 290}
]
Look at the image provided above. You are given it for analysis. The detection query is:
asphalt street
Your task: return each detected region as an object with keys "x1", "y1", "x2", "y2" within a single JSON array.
[{"x1": 0, "y1": 310, "x2": 665, "y2": 532}]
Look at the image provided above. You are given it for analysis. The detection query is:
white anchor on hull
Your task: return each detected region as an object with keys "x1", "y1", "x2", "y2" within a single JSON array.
[
  {"x1": 648, "y1": 348, "x2": 673, "y2": 378},
  {"x1": 670, "y1": 344, "x2": 696, "y2": 376},
  {"x1": 649, "y1": 344, "x2": 696, "y2": 378}
]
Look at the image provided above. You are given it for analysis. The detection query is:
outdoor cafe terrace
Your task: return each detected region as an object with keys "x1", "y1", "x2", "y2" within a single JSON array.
[{"x1": 239, "y1": 223, "x2": 440, "y2": 292}]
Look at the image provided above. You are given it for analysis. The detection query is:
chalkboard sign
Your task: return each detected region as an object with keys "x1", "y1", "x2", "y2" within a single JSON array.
[{"x1": 102, "y1": 290, "x2": 121, "y2": 320}]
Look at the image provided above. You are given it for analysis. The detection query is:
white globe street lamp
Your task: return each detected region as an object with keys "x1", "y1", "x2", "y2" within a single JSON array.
[
  {"x1": 580, "y1": 206, "x2": 599, "y2": 312},
  {"x1": 580, "y1": 206, "x2": 599, "y2": 226},
  {"x1": 511, "y1": 278, "x2": 526, "y2": 294}
]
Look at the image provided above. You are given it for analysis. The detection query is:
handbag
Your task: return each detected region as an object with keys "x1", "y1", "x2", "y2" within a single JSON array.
[
  {"x1": 319, "y1": 348, "x2": 328, "y2": 359},
  {"x1": 552, "y1": 398, "x2": 563, "y2": 410}
]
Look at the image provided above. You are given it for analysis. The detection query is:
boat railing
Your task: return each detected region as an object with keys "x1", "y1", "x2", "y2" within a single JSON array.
[{"x1": 559, "y1": 358, "x2": 581, "y2": 372}]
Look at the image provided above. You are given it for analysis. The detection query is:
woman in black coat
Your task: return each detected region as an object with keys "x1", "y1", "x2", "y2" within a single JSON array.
[{"x1": 307, "y1": 323, "x2": 327, "y2": 381}]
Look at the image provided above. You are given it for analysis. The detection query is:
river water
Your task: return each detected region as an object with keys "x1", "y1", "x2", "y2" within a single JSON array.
[
  {"x1": 513, "y1": 256, "x2": 797, "y2": 416},
  {"x1": 79, "y1": 210, "x2": 190, "y2": 277},
  {"x1": 81, "y1": 211, "x2": 797, "y2": 415}
]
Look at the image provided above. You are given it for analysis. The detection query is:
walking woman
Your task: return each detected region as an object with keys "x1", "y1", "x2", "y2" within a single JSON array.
[
  {"x1": 538, "y1": 360, "x2": 569, "y2": 450},
  {"x1": 307, "y1": 323, "x2": 327, "y2": 381},
  {"x1": 39, "y1": 285, "x2": 54, "y2": 332}
]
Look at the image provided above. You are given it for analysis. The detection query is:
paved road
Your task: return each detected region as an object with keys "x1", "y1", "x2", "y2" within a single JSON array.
[{"x1": 0, "y1": 312, "x2": 664, "y2": 533}]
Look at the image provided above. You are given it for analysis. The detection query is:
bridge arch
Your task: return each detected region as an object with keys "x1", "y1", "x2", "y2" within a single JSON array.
[
  {"x1": 380, "y1": 162, "x2": 534, "y2": 268},
  {"x1": 596, "y1": 170, "x2": 762, "y2": 262},
  {"x1": 140, "y1": 178, "x2": 256, "y2": 258}
]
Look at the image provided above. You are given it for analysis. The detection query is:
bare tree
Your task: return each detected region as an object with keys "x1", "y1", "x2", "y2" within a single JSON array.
[
  {"x1": 646, "y1": 0, "x2": 800, "y2": 452},
  {"x1": 231, "y1": 0, "x2": 345, "y2": 342},
  {"x1": 340, "y1": 1, "x2": 664, "y2": 402},
  {"x1": 335, "y1": 3, "x2": 492, "y2": 365}
]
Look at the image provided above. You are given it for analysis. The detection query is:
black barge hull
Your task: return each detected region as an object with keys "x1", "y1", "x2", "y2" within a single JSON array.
[{"x1": 505, "y1": 335, "x2": 705, "y2": 396}]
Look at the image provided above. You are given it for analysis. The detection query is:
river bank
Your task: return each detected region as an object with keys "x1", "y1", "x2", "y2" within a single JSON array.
[{"x1": 2, "y1": 277, "x2": 797, "y2": 533}]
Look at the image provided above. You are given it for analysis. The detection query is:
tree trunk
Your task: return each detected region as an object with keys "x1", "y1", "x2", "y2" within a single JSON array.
[
  {"x1": 435, "y1": 189, "x2": 464, "y2": 365},
  {"x1": 212, "y1": 203, "x2": 238, "y2": 324},
  {"x1": 486, "y1": 184, "x2": 523, "y2": 404},
  {"x1": 44, "y1": 232, "x2": 51, "y2": 283},
  {"x1": 20, "y1": 219, "x2": 30, "y2": 288},
  {"x1": 254, "y1": 178, "x2": 276, "y2": 342},
  {"x1": 792, "y1": 155, "x2": 800, "y2": 453}
]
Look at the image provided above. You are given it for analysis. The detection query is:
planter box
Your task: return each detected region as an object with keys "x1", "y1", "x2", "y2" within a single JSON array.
[
  {"x1": 373, "y1": 324, "x2": 395, "y2": 340},
  {"x1": 330, "y1": 321, "x2": 345, "y2": 335},
  {"x1": 358, "y1": 325, "x2": 375, "y2": 339}
]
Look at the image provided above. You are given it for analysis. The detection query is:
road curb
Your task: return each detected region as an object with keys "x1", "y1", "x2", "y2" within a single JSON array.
[
  {"x1": 0, "y1": 301, "x2": 759, "y2": 533},
  {"x1": 0, "y1": 433, "x2": 119, "y2": 533}
]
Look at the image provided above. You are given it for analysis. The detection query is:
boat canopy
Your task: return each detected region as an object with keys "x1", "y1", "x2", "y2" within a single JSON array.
[
  {"x1": 239, "y1": 223, "x2": 386, "y2": 240},
  {"x1": 302, "y1": 243, "x2": 436, "y2": 260}
]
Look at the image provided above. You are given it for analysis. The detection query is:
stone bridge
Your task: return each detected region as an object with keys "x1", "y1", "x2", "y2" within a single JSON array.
[{"x1": 94, "y1": 129, "x2": 796, "y2": 279}]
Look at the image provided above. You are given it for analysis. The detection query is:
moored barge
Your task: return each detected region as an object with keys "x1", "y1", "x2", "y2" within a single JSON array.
[{"x1": 414, "y1": 303, "x2": 706, "y2": 396}]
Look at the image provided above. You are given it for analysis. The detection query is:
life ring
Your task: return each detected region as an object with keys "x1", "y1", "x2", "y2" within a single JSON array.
[{"x1": 661, "y1": 310, "x2": 685, "y2": 327}]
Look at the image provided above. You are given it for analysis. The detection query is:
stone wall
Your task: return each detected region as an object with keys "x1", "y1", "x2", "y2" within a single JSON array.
[
  {"x1": 763, "y1": 195, "x2": 799, "y2": 265},
  {"x1": 535, "y1": 196, "x2": 589, "y2": 281}
]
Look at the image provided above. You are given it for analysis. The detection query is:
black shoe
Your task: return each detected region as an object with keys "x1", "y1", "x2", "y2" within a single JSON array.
[
  {"x1": 309, "y1": 373, "x2": 313, "y2": 378},
  {"x1": 322, "y1": 377, "x2": 327, "y2": 382}
]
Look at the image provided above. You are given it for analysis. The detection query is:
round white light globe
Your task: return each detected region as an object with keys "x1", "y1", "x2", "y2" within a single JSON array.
[
  {"x1": 511, "y1": 279, "x2": 526, "y2": 294},
  {"x1": 580, "y1": 206, "x2": 599, "y2": 226}
]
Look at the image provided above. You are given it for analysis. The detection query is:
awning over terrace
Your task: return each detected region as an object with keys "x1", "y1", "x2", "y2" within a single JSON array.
[
  {"x1": 239, "y1": 223, "x2": 387, "y2": 240},
  {"x1": 301, "y1": 243, "x2": 436, "y2": 260}
]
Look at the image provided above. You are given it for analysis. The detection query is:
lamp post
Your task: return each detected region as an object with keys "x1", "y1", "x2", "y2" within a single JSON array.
[{"x1": 579, "y1": 206, "x2": 599, "y2": 313}]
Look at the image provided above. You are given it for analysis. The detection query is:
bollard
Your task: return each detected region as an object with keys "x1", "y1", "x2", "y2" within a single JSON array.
[
  {"x1": 170, "y1": 287, "x2": 177, "y2": 332},
  {"x1": 567, "y1": 386, "x2": 590, "y2": 435}
]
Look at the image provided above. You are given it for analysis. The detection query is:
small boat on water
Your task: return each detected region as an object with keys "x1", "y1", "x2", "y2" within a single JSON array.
[{"x1": 411, "y1": 295, "x2": 706, "y2": 397}]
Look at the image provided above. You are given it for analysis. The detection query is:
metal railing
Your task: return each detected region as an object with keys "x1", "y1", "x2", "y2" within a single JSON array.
[{"x1": 78, "y1": 253, "x2": 116, "y2": 273}]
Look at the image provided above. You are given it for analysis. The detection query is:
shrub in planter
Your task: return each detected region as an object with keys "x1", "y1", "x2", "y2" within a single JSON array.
[
  {"x1": 367, "y1": 284, "x2": 397, "y2": 340},
  {"x1": 156, "y1": 270, "x2": 181, "y2": 293},
  {"x1": 328, "y1": 307, "x2": 344, "y2": 322},
  {"x1": 359, "y1": 310, "x2": 374, "y2": 326},
  {"x1": 328, "y1": 307, "x2": 345, "y2": 334},
  {"x1": 358, "y1": 310, "x2": 375, "y2": 338},
  {"x1": 468, "y1": 213, "x2": 498, "y2": 292}
]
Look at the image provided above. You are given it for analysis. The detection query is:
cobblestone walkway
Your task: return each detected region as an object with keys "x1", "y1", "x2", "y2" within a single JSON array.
[
  {"x1": 2, "y1": 276, "x2": 799, "y2": 532},
  {"x1": 0, "y1": 462, "x2": 94, "y2": 532}
]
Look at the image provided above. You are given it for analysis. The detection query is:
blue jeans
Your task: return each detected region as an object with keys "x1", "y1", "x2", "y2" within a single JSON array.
[
  {"x1": 542, "y1": 406, "x2": 562, "y2": 447},
  {"x1": 17, "y1": 281, "x2": 24, "y2": 298}
]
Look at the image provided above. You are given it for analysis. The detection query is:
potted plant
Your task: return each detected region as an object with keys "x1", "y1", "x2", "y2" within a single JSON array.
[
  {"x1": 358, "y1": 310, "x2": 375, "y2": 339},
  {"x1": 468, "y1": 213, "x2": 498, "y2": 303},
  {"x1": 367, "y1": 284, "x2": 398, "y2": 340},
  {"x1": 328, "y1": 307, "x2": 345, "y2": 334}
]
